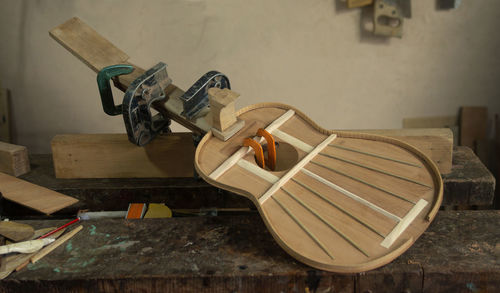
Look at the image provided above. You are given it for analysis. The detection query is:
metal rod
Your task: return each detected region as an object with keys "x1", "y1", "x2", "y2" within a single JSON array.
[
  {"x1": 292, "y1": 177, "x2": 386, "y2": 238},
  {"x1": 310, "y1": 161, "x2": 416, "y2": 204},
  {"x1": 329, "y1": 144, "x2": 421, "y2": 168},
  {"x1": 318, "y1": 153, "x2": 432, "y2": 188},
  {"x1": 281, "y1": 187, "x2": 370, "y2": 257},
  {"x1": 272, "y1": 196, "x2": 335, "y2": 260}
]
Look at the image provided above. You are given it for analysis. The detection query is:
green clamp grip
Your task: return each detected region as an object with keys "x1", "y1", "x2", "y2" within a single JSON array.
[{"x1": 96, "y1": 64, "x2": 134, "y2": 116}]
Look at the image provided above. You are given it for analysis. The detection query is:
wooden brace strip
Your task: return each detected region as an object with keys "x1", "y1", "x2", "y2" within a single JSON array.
[
  {"x1": 380, "y1": 199, "x2": 428, "y2": 248},
  {"x1": 258, "y1": 134, "x2": 337, "y2": 204},
  {"x1": 209, "y1": 110, "x2": 295, "y2": 180}
]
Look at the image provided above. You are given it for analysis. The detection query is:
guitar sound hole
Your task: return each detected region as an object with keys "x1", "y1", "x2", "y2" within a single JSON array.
[{"x1": 257, "y1": 142, "x2": 299, "y2": 172}]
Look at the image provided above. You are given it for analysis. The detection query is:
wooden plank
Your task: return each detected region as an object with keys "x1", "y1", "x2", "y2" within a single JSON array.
[
  {"x1": 460, "y1": 106, "x2": 488, "y2": 150},
  {"x1": 0, "y1": 86, "x2": 11, "y2": 143},
  {"x1": 0, "y1": 141, "x2": 30, "y2": 177},
  {"x1": 350, "y1": 128, "x2": 453, "y2": 174},
  {"x1": 0, "y1": 172, "x2": 78, "y2": 215},
  {"x1": 51, "y1": 133, "x2": 195, "y2": 178},
  {"x1": 49, "y1": 17, "x2": 129, "y2": 73}
]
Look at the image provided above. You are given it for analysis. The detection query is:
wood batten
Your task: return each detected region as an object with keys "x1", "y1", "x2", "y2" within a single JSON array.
[
  {"x1": 273, "y1": 129, "x2": 313, "y2": 152},
  {"x1": 272, "y1": 196, "x2": 335, "y2": 260},
  {"x1": 328, "y1": 144, "x2": 422, "y2": 168},
  {"x1": 381, "y1": 199, "x2": 428, "y2": 248},
  {"x1": 319, "y1": 153, "x2": 432, "y2": 188},
  {"x1": 281, "y1": 187, "x2": 369, "y2": 257},
  {"x1": 310, "y1": 161, "x2": 415, "y2": 204},
  {"x1": 301, "y1": 168, "x2": 401, "y2": 222},
  {"x1": 258, "y1": 134, "x2": 337, "y2": 204},
  {"x1": 291, "y1": 177, "x2": 386, "y2": 238},
  {"x1": 209, "y1": 110, "x2": 295, "y2": 180},
  {"x1": 237, "y1": 160, "x2": 278, "y2": 183}
]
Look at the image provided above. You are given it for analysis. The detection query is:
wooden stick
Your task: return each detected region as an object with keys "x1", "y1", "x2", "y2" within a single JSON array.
[
  {"x1": 272, "y1": 196, "x2": 335, "y2": 260},
  {"x1": 237, "y1": 159, "x2": 279, "y2": 183},
  {"x1": 209, "y1": 110, "x2": 295, "y2": 180},
  {"x1": 309, "y1": 161, "x2": 415, "y2": 204},
  {"x1": 259, "y1": 134, "x2": 337, "y2": 204},
  {"x1": 329, "y1": 144, "x2": 421, "y2": 167},
  {"x1": 381, "y1": 199, "x2": 428, "y2": 248},
  {"x1": 30, "y1": 225, "x2": 83, "y2": 264},
  {"x1": 292, "y1": 177, "x2": 385, "y2": 238},
  {"x1": 319, "y1": 153, "x2": 432, "y2": 188},
  {"x1": 272, "y1": 129, "x2": 313, "y2": 152},
  {"x1": 301, "y1": 167, "x2": 401, "y2": 221},
  {"x1": 281, "y1": 187, "x2": 369, "y2": 257}
]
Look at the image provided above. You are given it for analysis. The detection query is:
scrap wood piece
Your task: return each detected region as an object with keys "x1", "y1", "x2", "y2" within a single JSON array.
[
  {"x1": 0, "y1": 172, "x2": 78, "y2": 215},
  {"x1": 0, "y1": 141, "x2": 30, "y2": 177},
  {"x1": 0, "y1": 221, "x2": 34, "y2": 242}
]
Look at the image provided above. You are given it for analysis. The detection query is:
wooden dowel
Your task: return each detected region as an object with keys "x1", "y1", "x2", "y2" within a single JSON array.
[
  {"x1": 319, "y1": 153, "x2": 432, "y2": 188},
  {"x1": 31, "y1": 225, "x2": 83, "y2": 264},
  {"x1": 329, "y1": 144, "x2": 421, "y2": 168},
  {"x1": 281, "y1": 187, "x2": 369, "y2": 257},
  {"x1": 292, "y1": 177, "x2": 385, "y2": 238},
  {"x1": 272, "y1": 196, "x2": 335, "y2": 260},
  {"x1": 310, "y1": 161, "x2": 415, "y2": 204}
]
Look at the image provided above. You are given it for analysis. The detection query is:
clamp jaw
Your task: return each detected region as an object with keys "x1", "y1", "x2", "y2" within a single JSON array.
[{"x1": 97, "y1": 63, "x2": 231, "y2": 146}]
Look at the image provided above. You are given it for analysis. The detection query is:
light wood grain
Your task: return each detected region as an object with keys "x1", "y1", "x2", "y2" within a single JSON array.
[
  {"x1": 195, "y1": 103, "x2": 443, "y2": 273},
  {"x1": 0, "y1": 141, "x2": 30, "y2": 177},
  {"x1": 0, "y1": 172, "x2": 78, "y2": 214},
  {"x1": 51, "y1": 133, "x2": 195, "y2": 178}
]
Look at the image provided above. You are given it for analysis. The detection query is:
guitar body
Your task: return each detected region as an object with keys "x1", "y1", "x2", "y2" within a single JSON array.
[{"x1": 195, "y1": 103, "x2": 443, "y2": 273}]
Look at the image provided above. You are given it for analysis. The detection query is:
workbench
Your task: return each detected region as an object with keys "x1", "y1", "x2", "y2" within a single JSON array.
[{"x1": 0, "y1": 146, "x2": 497, "y2": 292}]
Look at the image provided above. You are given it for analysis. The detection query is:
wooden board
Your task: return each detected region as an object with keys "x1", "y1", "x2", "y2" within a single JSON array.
[
  {"x1": 0, "y1": 141, "x2": 30, "y2": 177},
  {"x1": 460, "y1": 106, "x2": 488, "y2": 150},
  {"x1": 0, "y1": 172, "x2": 78, "y2": 214},
  {"x1": 352, "y1": 128, "x2": 453, "y2": 174},
  {"x1": 51, "y1": 133, "x2": 195, "y2": 179},
  {"x1": 195, "y1": 103, "x2": 443, "y2": 273}
]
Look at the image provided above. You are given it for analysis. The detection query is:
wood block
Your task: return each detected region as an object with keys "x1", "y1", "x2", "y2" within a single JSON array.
[
  {"x1": 0, "y1": 87, "x2": 11, "y2": 143},
  {"x1": 0, "y1": 141, "x2": 30, "y2": 177},
  {"x1": 208, "y1": 88, "x2": 239, "y2": 132},
  {"x1": 350, "y1": 128, "x2": 453, "y2": 174},
  {"x1": 51, "y1": 133, "x2": 195, "y2": 179},
  {"x1": 0, "y1": 172, "x2": 78, "y2": 214},
  {"x1": 460, "y1": 106, "x2": 488, "y2": 151}
]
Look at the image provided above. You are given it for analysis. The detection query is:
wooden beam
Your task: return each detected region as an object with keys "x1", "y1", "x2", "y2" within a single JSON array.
[
  {"x1": 0, "y1": 141, "x2": 30, "y2": 177},
  {"x1": 51, "y1": 133, "x2": 195, "y2": 179}
]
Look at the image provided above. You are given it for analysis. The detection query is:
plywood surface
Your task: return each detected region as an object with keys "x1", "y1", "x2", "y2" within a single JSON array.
[
  {"x1": 195, "y1": 103, "x2": 443, "y2": 273},
  {"x1": 0, "y1": 172, "x2": 78, "y2": 214}
]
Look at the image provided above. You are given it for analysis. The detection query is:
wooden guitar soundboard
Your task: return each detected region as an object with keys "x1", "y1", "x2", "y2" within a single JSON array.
[
  {"x1": 50, "y1": 17, "x2": 443, "y2": 273},
  {"x1": 195, "y1": 103, "x2": 443, "y2": 273}
]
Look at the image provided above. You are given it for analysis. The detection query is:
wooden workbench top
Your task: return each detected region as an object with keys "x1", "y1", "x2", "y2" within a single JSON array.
[
  {"x1": 8, "y1": 146, "x2": 494, "y2": 218},
  {"x1": 0, "y1": 210, "x2": 498, "y2": 292}
]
